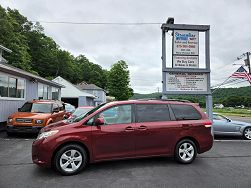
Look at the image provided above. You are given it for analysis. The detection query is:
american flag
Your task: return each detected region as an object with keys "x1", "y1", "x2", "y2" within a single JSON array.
[{"x1": 230, "y1": 66, "x2": 251, "y2": 83}]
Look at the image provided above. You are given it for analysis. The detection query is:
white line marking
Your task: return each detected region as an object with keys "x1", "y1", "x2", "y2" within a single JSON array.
[{"x1": 214, "y1": 139, "x2": 251, "y2": 142}]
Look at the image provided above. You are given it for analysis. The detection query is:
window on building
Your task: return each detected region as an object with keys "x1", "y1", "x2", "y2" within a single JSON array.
[
  {"x1": 0, "y1": 74, "x2": 25, "y2": 99},
  {"x1": 17, "y1": 79, "x2": 25, "y2": 98},
  {"x1": 136, "y1": 104, "x2": 171, "y2": 122},
  {"x1": 52, "y1": 87, "x2": 59, "y2": 100},
  {"x1": 8, "y1": 77, "x2": 17, "y2": 98},
  {"x1": 0, "y1": 75, "x2": 8, "y2": 97},
  {"x1": 38, "y1": 83, "x2": 49, "y2": 100},
  {"x1": 38, "y1": 83, "x2": 44, "y2": 99},
  {"x1": 44, "y1": 85, "x2": 48, "y2": 99}
]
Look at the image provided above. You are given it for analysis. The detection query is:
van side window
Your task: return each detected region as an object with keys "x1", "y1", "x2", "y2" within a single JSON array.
[
  {"x1": 170, "y1": 104, "x2": 201, "y2": 120},
  {"x1": 98, "y1": 105, "x2": 132, "y2": 125},
  {"x1": 136, "y1": 104, "x2": 171, "y2": 122}
]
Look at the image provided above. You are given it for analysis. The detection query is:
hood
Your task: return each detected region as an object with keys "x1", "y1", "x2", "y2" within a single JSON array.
[
  {"x1": 230, "y1": 120, "x2": 251, "y2": 126},
  {"x1": 42, "y1": 120, "x2": 77, "y2": 132},
  {"x1": 10, "y1": 112, "x2": 51, "y2": 119}
]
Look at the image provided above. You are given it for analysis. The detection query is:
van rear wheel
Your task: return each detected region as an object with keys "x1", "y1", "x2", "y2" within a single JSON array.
[
  {"x1": 54, "y1": 144, "x2": 88, "y2": 175},
  {"x1": 175, "y1": 139, "x2": 197, "y2": 164}
]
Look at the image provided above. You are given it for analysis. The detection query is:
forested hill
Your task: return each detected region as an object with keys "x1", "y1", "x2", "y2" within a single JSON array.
[
  {"x1": 0, "y1": 6, "x2": 107, "y2": 89},
  {"x1": 131, "y1": 86, "x2": 251, "y2": 107}
]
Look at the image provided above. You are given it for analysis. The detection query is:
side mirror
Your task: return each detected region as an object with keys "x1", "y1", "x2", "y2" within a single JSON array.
[
  {"x1": 95, "y1": 117, "x2": 105, "y2": 126},
  {"x1": 18, "y1": 108, "x2": 21, "y2": 112}
]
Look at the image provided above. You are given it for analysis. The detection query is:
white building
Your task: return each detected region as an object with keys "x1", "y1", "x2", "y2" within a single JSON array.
[
  {"x1": 77, "y1": 82, "x2": 106, "y2": 106},
  {"x1": 53, "y1": 76, "x2": 95, "y2": 107}
]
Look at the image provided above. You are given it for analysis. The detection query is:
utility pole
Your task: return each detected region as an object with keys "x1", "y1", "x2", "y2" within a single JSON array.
[
  {"x1": 237, "y1": 52, "x2": 251, "y2": 74},
  {"x1": 245, "y1": 52, "x2": 251, "y2": 74}
]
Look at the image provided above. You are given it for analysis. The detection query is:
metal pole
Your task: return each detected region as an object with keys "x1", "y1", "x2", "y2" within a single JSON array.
[
  {"x1": 206, "y1": 95, "x2": 214, "y2": 135},
  {"x1": 161, "y1": 29, "x2": 167, "y2": 99},
  {"x1": 246, "y1": 52, "x2": 251, "y2": 74}
]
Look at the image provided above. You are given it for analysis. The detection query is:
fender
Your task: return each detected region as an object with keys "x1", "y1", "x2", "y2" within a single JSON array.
[{"x1": 46, "y1": 118, "x2": 53, "y2": 125}]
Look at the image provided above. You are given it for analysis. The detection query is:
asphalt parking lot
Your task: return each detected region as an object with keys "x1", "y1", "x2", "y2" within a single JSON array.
[{"x1": 0, "y1": 116, "x2": 251, "y2": 188}]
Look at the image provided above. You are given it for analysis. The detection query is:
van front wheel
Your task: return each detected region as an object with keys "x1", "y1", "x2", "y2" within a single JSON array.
[{"x1": 54, "y1": 144, "x2": 88, "y2": 175}]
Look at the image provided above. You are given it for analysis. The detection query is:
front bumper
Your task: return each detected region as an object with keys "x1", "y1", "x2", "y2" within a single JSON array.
[
  {"x1": 32, "y1": 138, "x2": 54, "y2": 167},
  {"x1": 7, "y1": 125, "x2": 43, "y2": 134}
]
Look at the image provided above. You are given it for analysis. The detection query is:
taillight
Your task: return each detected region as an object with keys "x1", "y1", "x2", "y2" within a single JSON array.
[{"x1": 204, "y1": 121, "x2": 212, "y2": 128}]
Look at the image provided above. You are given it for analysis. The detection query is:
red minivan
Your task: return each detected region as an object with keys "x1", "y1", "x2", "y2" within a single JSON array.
[{"x1": 32, "y1": 100, "x2": 213, "y2": 175}]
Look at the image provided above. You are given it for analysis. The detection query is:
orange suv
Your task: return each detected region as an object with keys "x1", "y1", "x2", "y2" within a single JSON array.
[{"x1": 7, "y1": 100, "x2": 66, "y2": 135}]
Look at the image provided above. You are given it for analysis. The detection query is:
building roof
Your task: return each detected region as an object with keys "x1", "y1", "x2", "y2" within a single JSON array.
[
  {"x1": 0, "y1": 45, "x2": 12, "y2": 53},
  {"x1": 77, "y1": 82, "x2": 106, "y2": 92},
  {"x1": 53, "y1": 76, "x2": 95, "y2": 98},
  {"x1": 0, "y1": 62, "x2": 64, "y2": 88}
]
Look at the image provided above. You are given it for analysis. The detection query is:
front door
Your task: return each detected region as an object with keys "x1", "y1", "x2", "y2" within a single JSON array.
[
  {"x1": 91, "y1": 104, "x2": 135, "y2": 161},
  {"x1": 213, "y1": 114, "x2": 237, "y2": 134}
]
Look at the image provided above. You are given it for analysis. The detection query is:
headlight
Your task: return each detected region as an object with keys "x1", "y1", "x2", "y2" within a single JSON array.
[
  {"x1": 37, "y1": 130, "x2": 59, "y2": 140},
  {"x1": 35, "y1": 119, "x2": 44, "y2": 124},
  {"x1": 8, "y1": 118, "x2": 13, "y2": 123}
]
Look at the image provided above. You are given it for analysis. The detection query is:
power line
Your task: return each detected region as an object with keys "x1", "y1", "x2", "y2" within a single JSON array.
[
  {"x1": 221, "y1": 79, "x2": 248, "y2": 87},
  {"x1": 30, "y1": 21, "x2": 163, "y2": 25}
]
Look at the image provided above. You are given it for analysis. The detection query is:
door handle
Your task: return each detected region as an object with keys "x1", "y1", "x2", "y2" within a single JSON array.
[
  {"x1": 138, "y1": 125, "x2": 147, "y2": 130},
  {"x1": 125, "y1": 126, "x2": 134, "y2": 131}
]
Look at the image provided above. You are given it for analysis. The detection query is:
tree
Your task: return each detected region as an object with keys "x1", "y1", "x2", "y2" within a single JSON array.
[
  {"x1": 74, "y1": 55, "x2": 107, "y2": 88},
  {"x1": 0, "y1": 6, "x2": 32, "y2": 71},
  {"x1": 107, "y1": 60, "x2": 133, "y2": 100}
]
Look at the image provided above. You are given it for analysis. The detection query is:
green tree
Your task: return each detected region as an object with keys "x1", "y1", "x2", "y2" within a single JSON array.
[
  {"x1": 74, "y1": 55, "x2": 107, "y2": 88},
  {"x1": 107, "y1": 60, "x2": 133, "y2": 100},
  {"x1": 0, "y1": 6, "x2": 32, "y2": 71}
]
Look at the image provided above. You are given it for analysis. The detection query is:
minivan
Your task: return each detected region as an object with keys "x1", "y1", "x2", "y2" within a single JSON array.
[{"x1": 32, "y1": 100, "x2": 213, "y2": 175}]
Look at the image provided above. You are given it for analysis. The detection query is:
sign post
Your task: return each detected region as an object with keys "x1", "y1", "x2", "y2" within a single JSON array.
[{"x1": 161, "y1": 19, "x2": 213, "y2": 131}]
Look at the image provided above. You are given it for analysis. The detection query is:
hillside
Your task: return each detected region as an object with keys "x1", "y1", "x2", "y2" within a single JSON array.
[{"x1": 131, "y1": 86, "x2": 251, "y2": 107}]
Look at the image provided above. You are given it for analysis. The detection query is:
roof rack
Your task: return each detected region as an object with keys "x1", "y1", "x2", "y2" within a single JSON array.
[{"x1": 135, "y1": 98, "x2": 191, "y2": 103}]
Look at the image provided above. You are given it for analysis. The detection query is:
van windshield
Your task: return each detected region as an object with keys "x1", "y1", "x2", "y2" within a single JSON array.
[
  {"x1": 19, "y1": 102, "x2": 52, "y2": 113},
  {"x1": 71, "y1": 103, "x2": 107, "y2": 122}
]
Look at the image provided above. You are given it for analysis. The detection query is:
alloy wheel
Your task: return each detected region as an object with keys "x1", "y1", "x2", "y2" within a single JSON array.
[
  {"x1": 244, "y1": 128, "x2": 251, "y2": 140},
  {"x1": 59, "y1": 149, "x2": 82, "y2": 172},
  {"x1": 178, "y1": 142, "x2": 195, "y2": 162}
]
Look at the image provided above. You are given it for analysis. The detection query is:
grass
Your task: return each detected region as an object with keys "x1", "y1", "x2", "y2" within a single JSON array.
[{"x1": 203, "y1": 108, "x2": 251, "y2": 117}]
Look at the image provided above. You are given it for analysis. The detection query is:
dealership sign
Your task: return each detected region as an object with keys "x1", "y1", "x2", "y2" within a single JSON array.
[
  {"x1": 166, "y1": 72, "x2": 207, "y2": 92},
  {"x1": 173, "y1": 56, "x2": 198, "y2": 68},
  {"x1": 173, "y1": 30, "x2": 199, "y2": 68},
  {"x1": 173, "y1": 30, "x2": 199, "y2": 56}
]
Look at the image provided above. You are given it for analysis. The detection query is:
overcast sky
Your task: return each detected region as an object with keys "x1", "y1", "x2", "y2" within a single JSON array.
[{"x1": 1, "y1": 0, "x2": 251, "y2": 93}]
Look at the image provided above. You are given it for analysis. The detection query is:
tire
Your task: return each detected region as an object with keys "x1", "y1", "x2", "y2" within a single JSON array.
[
  {"x1": 54, "y1": 144, "x2": 88, "y2": 175},
  {"x1": 243, "y1": 127, "x2": 251, "y2": 140},
  {"x1": 175, "y1": 139, "x2": 197, "y2": 164},
  {"x1": 6, "y1": 131, "x2": 15, "y2": 137}
]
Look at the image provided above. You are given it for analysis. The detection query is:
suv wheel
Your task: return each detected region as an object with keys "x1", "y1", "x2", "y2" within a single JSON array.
[
  {"x1": 54, "y1": 144, "x2": 88, "y2": 175},
  {"x1": 243, "y1": 127, "x2": 251, "y2": 140},
  {"x1": 6, "y1": 131, "x2": 14, "y2": 137},
  {"x1": 175, "y1": 139, "x2": 197, "y2": 164}
]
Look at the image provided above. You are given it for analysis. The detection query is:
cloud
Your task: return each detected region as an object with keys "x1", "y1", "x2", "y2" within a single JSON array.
[{"x1": 1, "y1": 0, "x2": 251, "y2": 93}]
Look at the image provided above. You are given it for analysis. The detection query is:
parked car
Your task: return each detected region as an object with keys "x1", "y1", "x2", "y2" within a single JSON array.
[
  {"x1": 68, "y1": 106, "x2": 94, "y2": 119},
  {"x1": 32, "y1": 100, "x2": 213, "y2": 175},
  {"x1": 212, "y1": 113, "x2": 251, "y2": 140},
  {"x1": 7, "y1": 100, "x2": 65, "y2": 135},
  {"x1": 64, "y1": 103, "x2": 76, "y2": 119}
]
